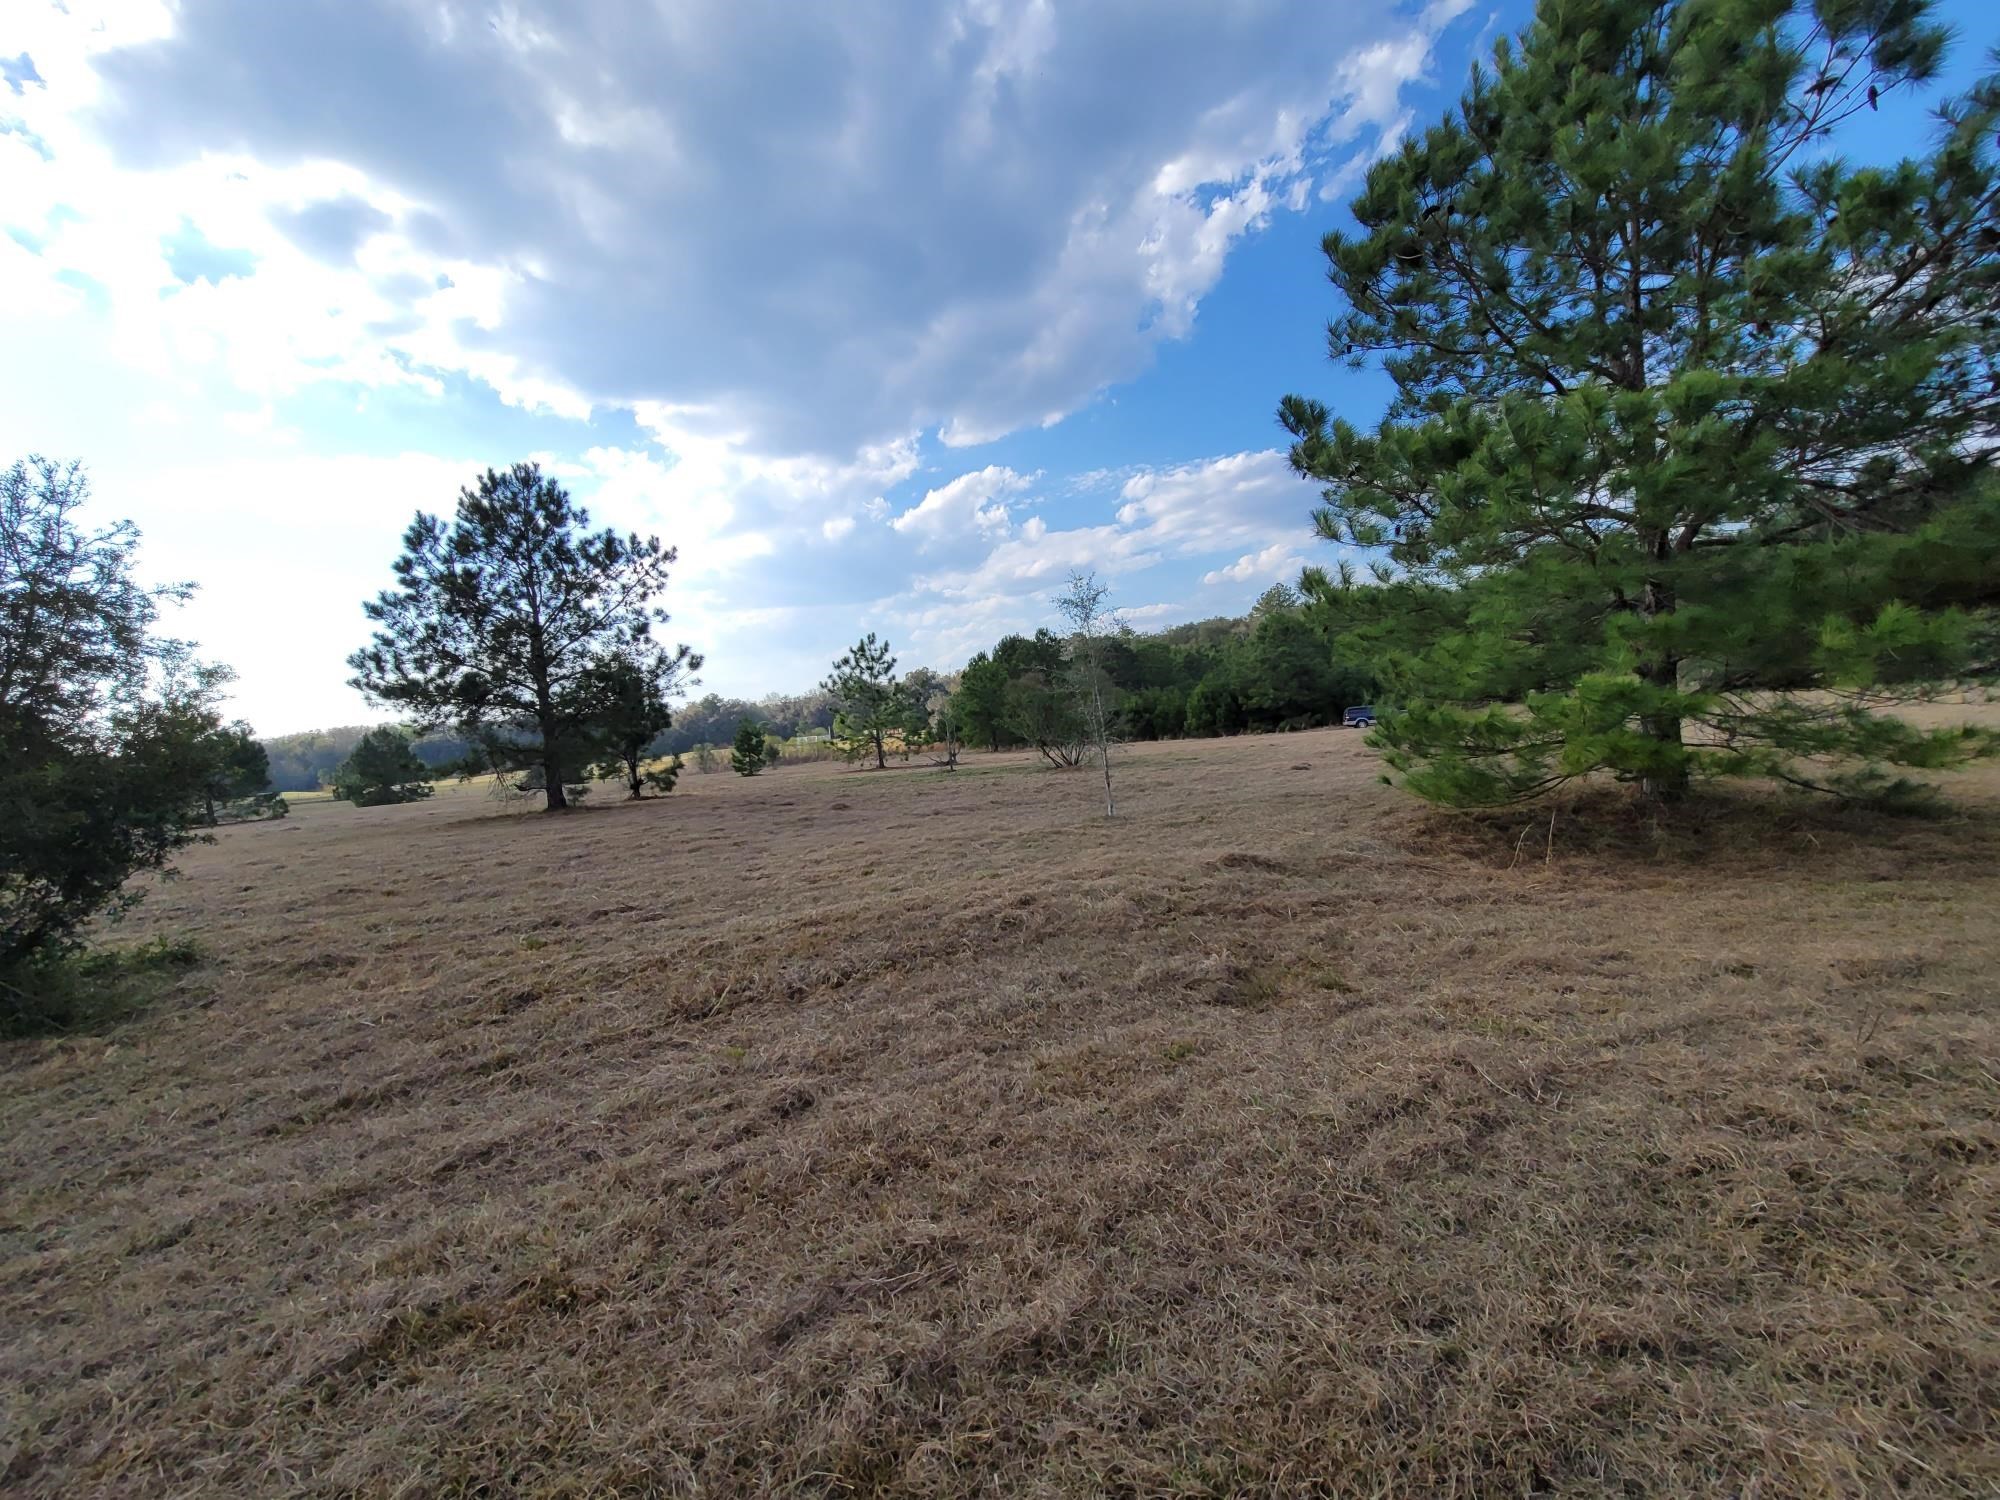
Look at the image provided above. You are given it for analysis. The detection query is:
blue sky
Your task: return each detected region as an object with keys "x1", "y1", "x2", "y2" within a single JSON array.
[{"x1": 1, "y1": 0, "x2": 1992, "y2": 735}]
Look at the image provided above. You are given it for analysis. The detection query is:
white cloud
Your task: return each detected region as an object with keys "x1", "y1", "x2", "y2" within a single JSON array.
[
  {"x1": 878, "y1": 447, "x2": 1324, "y2": 672},
  {"x1": 1113, "y1": 449, "x2": 1308, "y2": 554},
  {"x1": 7, "y1": 0, "x2": 1473, "y2": 462},
  {"x1": 909, "y1": 447, "x2": 1306, "y2": 603},
  {"x1": 890, "y1": 464, "x2": 1033, "y2": 544},
  {"x1": 0, "y1": 3, "x2": 1464, "y2": 723},
  {"x1": 1203, "y1": 541, "x2": 1306, "y2": 586}
]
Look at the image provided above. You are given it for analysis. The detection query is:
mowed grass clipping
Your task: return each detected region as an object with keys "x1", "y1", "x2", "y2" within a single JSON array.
[{"x1": 2, "y1": 726, "x2": 1998, "y2": 1497}]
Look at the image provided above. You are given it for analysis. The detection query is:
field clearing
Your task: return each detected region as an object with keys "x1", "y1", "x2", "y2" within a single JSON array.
[{"x1": 3, "y1": 727, "x2": 1999, "y2": 1496}]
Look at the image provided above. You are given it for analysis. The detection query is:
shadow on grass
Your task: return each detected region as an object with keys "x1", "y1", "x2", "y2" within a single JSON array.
[
  {"x1": 0, "y1": 937, "x2": 203, "y2": 1040},
  {"x1": 1403, "y1": 782, "x2": 2000, "y2": 878}
]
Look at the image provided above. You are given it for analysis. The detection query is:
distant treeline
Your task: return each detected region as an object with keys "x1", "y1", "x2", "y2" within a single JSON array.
[
  {"x1": 955, "y1": 585, "x2": 1374, "y2": 750},
  {"x1": 261, "y1": 726, "x2": 474, "y2": 792},
  {"x1": 657, "y1": 691, "x2": 837, "y2": 753},
  {"x1": 664, "y1": 592, "x2": 1375, "y2": 758},
  {"x1": 262, "y1": 590, "x2": 1376, "y2": 785}
]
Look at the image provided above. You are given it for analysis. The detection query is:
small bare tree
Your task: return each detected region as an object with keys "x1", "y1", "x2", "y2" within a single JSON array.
[
  {"x1": 1055, "y1": 570, "x2": 1117, "y2": 816},
  {"x1": 926, "y1": 689, "x2": 960, "y2": 770}
]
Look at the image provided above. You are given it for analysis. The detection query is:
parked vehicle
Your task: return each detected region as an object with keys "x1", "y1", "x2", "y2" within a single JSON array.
[{"x1": 1341, "y1": 705, "x2": 1376, "y2": 728}]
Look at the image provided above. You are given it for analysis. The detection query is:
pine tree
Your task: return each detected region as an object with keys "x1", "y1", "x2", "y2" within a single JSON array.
[
  {"x1": 821, "y1": 633, "x2": 910, "y2": 770},
  {"x1": 582, "y1": 651, "x2": 681, "y2": 798},
  {"x1": 349, "y1": 464, "x2": 697, "y2": 810},
  {"x1": 1, "y1": 457, "x2": 240, "y2": 973},
  {"x1": 1282, "y1": 0, "x2": 2000, "y2": 807},
  {"x1": 330, "y1": 727, "x2": 435, "y2": 807},
  {"x1": 730, "y1": 717, "x2": 768, "y2": 776}
]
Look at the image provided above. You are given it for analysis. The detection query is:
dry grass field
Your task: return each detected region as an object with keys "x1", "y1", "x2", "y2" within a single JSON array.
[{"x1": 3, "y1": 726, "x2": 1998, "y2": 1497}]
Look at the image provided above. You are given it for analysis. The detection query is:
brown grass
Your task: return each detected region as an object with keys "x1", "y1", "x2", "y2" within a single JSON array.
[{"x1": 3, "y1": 727, "x2": 1999, "y2": 1497}]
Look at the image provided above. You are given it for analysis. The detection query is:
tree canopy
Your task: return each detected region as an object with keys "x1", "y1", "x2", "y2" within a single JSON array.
[
  {"x1": 1282, "y1": 0, "x2": 2000, "y2": 806},
  {"x1": 188, "y1": 723, "x2": 267, "y2": 824}
]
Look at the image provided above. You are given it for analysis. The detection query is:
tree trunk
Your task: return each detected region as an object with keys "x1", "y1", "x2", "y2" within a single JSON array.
[
  {"x1": 1636, "y1": 571, "x2": 1686, "y2": 802},
  {"x1": 873, "y1": 732, "x2": 886, "y2": 770},
  {"x1": 1089, "y1": 673, "x2": 1114, "y2": 817},
  {"x1": 541, "y1": 745, "x2": 568, "y2": 810},
  {"x1": 204, "y1": 793, "x2": 216, "y2": 826}
]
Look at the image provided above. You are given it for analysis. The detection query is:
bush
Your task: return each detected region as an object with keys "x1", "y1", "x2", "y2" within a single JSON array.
[{"x1": 216, "y1": 793, "x2": 288, "y2": 823}]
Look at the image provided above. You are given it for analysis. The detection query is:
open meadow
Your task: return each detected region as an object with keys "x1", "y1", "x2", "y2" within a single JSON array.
[{"x1": 4, "y1": 727, "x2": 1999, "y2": 1496}]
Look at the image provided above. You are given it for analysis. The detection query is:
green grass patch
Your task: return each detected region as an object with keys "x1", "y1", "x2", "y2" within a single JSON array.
[{"x1": 0, "y1": 936, "x2": 203, "y2": 1038}]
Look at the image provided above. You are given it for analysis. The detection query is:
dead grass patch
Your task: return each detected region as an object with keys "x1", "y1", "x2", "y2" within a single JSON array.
[{"x1": 2, "y1": 727, "x2": 1998, "y2": 1495}]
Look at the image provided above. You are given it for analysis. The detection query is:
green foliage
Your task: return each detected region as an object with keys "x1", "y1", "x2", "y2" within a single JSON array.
[
  {"x1": 730, "y1": 717, "x2": 768, "y2": 776},
  {"x1": 1003, "y1": 671, "x2": 1089, "y2": 766},
  {"x1": 582, "y1": 651, "x2": 678, "y2": 798},
  {"x1": 643, "y1": 752, "x2": 685, "y2": 795},
  {"x1": 1282, "y1": 0, "x2": 2000, "y2": 806},
  {"x1": 1, "y1": 457, "x2": 242, "y2": 971},
  {"x1": 348, "y1": 462, "x2": 698, "y2": 811},
  {"x1": 1121, "y1": 685, "x2": 1189, "y2": 740},
  {"x1": 656, "y1": 690, "x2": 835, "y2": 753},
  {"x1": 196, "y1": 721, "x2": 268, "y2": 824},
  {"x1": 955, "y1": 631, "x2": 1065, "y2": 750},
  {"x1": 331, "y1": 727, "x2": 436, "y2": 807},
  {"x1": 953, "y1": 652, "x2": 1012, "y2": 751},
  {"x1": 1250, "y1": 582, "x2": 1301, "y2": 617},
  {"x1": 0, "y1": 935, "x2": 202, "y2": 1038},
  {"x1": 950, "y1": 600, "x2": 1378, "y2": 748},
  {"x1": 260, "y1": 724, "x2": 471, "y2": 792},
  {"x1": 215, "y1": 792, "x2": 288, "y2": 823}
]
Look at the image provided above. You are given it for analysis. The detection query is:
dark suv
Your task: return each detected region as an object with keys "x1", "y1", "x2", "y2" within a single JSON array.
[{"x1": 1341, "y1": 705, "x2": 1376, "y2": 728}]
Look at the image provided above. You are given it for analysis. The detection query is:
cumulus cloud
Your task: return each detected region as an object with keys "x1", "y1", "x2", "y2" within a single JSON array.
[
  {"x1": 1203, "y1": 541, "x2": 1307, "y2": 586},
  {"x1": 9, "y1": 0, "x2": 1472, "y2": 463},
  {"x1": 890, "y1": 465, "x2": 1033, "y2": 545},
  {"x1": 881, "y1": 447, "x2": 1326, "y2": 669},
  {"x1": 0, "y1": 2, "x2": 1459, "y2": 722}
]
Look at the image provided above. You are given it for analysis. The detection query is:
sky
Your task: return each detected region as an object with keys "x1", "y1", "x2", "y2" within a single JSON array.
[{"x1": 2, "y1": 0, "x2": 1993, "y2": 735}]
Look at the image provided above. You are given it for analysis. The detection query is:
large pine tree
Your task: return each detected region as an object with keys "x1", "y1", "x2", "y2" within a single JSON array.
[
  {"x1": 349, "y1": 464, "x2": 695, "y2": 810},
  {"x1": 1283, "y1": 0, "x2": 2000, "y2": 806}
]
